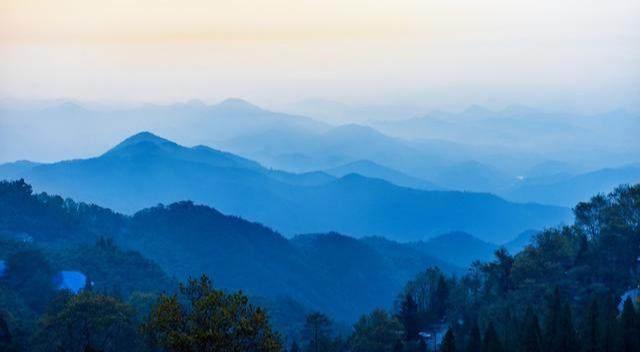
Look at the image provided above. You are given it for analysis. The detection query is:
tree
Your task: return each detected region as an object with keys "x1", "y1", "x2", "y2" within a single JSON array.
[
  {"x1": 432, "y1": 276, "x2": 449, "y2": 319},
  {"x1": 466, "y1": 322, "x2": 482, "y2": 352},
  {"x1": 481, "y1": 322, "x2": 502, "y2": 352},
  {"x1": 392, "y1": 339, "x2": 404, "y2": 352},
  {"x1": 441, "y1": 328, "x2": 456, "y2": 352},
  {"x1": 302, "y1": 312, "x2": 332, "y2": 352},
  {"x1": 520, "y1": 308, "x2": 541, "y2": 352},
  {"x1": 31, "y1": 291, "x2": 138, "y2": 352},
  {"x1": 349, "y1": 309, "x2": 403, "y2": 352},
  {"x1": 398, "y1": 293, "x2": 419, "y2": 341},
  {"x1": 620, "y1": 297, "x2": 639, "y2": 352},
  {"x1": 143, "y1": 275, "x2": 281, "y2": 352},
  {"x1": 290, "y1": 341, "x2": 300, "y2": 352},
  {"x1": 557, "y1": 304, "x2": 578, "y2": 352},
  {"x1": 580, "y1": 300, "x2": 601, "y2": 352},
  {"x1": 2, "y1": 249, "x2": 56, "y2": 312}
]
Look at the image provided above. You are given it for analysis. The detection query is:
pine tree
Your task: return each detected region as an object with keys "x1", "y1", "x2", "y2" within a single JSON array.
[
  {"x1": 399, "y1": 293, "x2": 420, "y2": 341},
  {"x1": 557, "y1": 303, "x2": 578, "y2": 352},
  {"x1": 601, "y1": 294, "x2": 622, "y2": 352},
  {"x1": 620, "y1": 297, "x2": 639, "y2": 352},
  {"x1": 520, "y1": 307, "x2": 541, "y2": 352},
  {"x1": 432, "y1": 276, "x2": 449, "y2": 319},
  {"x1": 581, "y1": 300, "x2": 601, "y2": 352},
  {"x1": 466, "y1": 322, "x2": 482, "y2": 352},
  {"x1": 441, "y1": 328, "x2": 456, "y2": 352},
  {"x1": 481, "y1": 322, "x2": 502, "y2": 352},
  {"x1": 543, "y1": 287, "x2": 563, "y2": 352}
]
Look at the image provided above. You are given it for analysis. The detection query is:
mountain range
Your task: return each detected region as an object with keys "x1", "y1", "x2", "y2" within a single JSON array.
[
  {"x1": 2, "y1": 99, "x2": 637, "y2": 206},
  {"x1": 0, "y1": 132, "x2": 571, "y2": 243}
]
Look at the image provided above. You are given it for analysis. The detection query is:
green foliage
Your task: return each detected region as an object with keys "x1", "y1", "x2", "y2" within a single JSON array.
[
  {"x1": 56, "y1": 237, "x2": 175, "y2": 297},
  {"x1": 301, "y1": 312, "x2": 333, "y2": 352},
  {"x1": 2, "y1": 249, "x2": 56, "y2": 312},
  {"x1": 143, "y1": 275, "x2": 282, "y2": 352},
  {"x1": 620, "y1": 298, "x2": 639, "y2": 352},
  {"x1": 397, "y1": 293, "x2": 419, "y2": 341},
  {"x1": 466, "y1": 323, "x2": 482, "y2": 352},
  {"x1": 519, "y1": 307, "x2": 541, "y2": 352},
  {"x1": 348, "y1": 309, "x2": 402, "y2": 352},
  {"x1": 387, "y1": 184, "x2": 640, "y2": 352},
  {"x1": 31, "y1": 291, "x2": 139, "y2": 352},
  {"x1": 481, "y1": 322, "x2": 502, "y2": 352}
]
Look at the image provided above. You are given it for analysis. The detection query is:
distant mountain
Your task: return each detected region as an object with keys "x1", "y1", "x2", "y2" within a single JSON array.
[
  {"x1": 502, "y1": 164, "x2": 640, "y2": 206},
  {"x1": 325, "y1": 160, "x2": 441, "y2": 190},
  {"x1": 0, "y1": 160, "x2": 41, "y2": 179},
  {"x1": 503, "y1": 229, "x2": 539, "y2": 253},
  {"x1": 431, "y1": 160, "x2": 515, "y2": 193},
  {"x1": 0, "y1": 98, "x2": 330, "y2": 164},
  {"x1": 219, "y1": 123, "x2": 448, "y2": 175},
  {"x1": 369, "y1": 106, "x2": 639, "y2": 173},
  {"x1": 412, "y1": 232, "x2": 498, "y2": 267},
  {"x1": 0, "y1": 132, "x2": 571, "y2": 243},
  {"x1": 0, "y1": 179, "x2": 452, "y2": 322}
]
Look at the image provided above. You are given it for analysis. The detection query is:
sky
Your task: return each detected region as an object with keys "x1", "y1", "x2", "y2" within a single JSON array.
[{"x1": 1, "y1": 0, "x2": 639, "y2": 111}]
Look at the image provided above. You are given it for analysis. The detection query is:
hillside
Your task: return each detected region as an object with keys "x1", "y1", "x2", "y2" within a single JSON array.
[{"x1": 0, "y1": 179, "x2": 453, "y2": 322}]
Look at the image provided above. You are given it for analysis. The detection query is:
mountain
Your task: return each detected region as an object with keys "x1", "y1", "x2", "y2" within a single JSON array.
[
  {"x1": 369, "y1": 106, "x2": 639, "y2": 174},
  {"x1": 0, "y1": 160, "x2": 41, "y2": 179},
  {"x1": 502, "y1": 164, "x2": 640, "y2": 206},
  {"x1": 325, "y1": 160, "x2": 441, "y2": 190},
  {"x1": 503, "y1": 229, "x2": 539, "y2": 253},
  {"x1": 219, "y1": 123, "x2": 448, "y2": 176},
  {"x1": 431, "y1": 161, "x2": 515, "y2": 193},
  {"x1": 0, "y1": 179, "x2": 452, "y2": 322},
  {"x1": 412, "y1": 232, "x2": 498, "y2": 267},
  {"x1": 0, "y1": 132, "x2": 571, "y2": 243},
  {"x1": 0, "y1": 98, "x2": 330, "y2": 164}
]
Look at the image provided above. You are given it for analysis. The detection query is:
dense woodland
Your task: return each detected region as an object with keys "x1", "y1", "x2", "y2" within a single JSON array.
[{"x1": 0, "y1": 180, "x2": 639, "y2": 351}]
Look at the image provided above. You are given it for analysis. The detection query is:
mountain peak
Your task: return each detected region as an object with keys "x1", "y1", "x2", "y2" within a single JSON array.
[
  {"x1": 122, "y1": 131, "x2": 171, "y2": 144},
  {"x1": 106, "y1": 131, "x2": 175, "y2": 154},
  {"x1": 214, "y1": 98, "x2": 263, "y2": 112}
]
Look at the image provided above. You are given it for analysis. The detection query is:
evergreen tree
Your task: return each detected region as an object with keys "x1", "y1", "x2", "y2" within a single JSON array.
[
  {"x1": 520, "y1": 307, "x2": 541, "y2": 352},
  {"x1": 620, "y1": 297, "x2": 639, "y2": 352},
  {"x1": 466, "y1": 322, "x2": 482, "y2": 352},
  {"x1": 349, "y1": 309, "x2": 403, "y2": 352},
  {"x1": 543, "y1": 287, "x2": 563, "y2": 352},
  {"x1": 399, "y1": 293, "x2": 420, "y2": 341},
  {"x1": 580, "y1": 300, "x2": 601, "y2": 352},
  {"x1": 143, "y1": 275, "x2": 281, "y2": 352},
  {"x1": 302, "y1": 312, "x2": 333, "y2": 352},
  {"x1": 601, "y1": 295, "x2": 622, "y2": 352},
  {"x1": 432, "y1": 276, "x2": 449, "y2": 319},
  {"x1": 481, "y1": 322, "x2": 502, "y2": 352},
  {"x1": 290, "y1": 341, "x2": 300, "y2": 352},
  {"x1": 441, "y1": 328, "x2": 456, "y2": 352},
  {"x1": 557, "y1": 303, "x2": 578, "y2": 352}
]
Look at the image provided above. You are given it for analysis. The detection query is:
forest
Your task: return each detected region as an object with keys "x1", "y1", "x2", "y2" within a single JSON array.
[{"x1": 0, "y1": 180, "x2": 638, "y2": 351}]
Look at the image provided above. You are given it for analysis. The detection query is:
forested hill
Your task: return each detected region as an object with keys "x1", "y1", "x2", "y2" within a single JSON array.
[
  {"x1": 1, "y1": 181, "x2": 639, "y2": 351},
  {"x1": 0, "y1": 179, "x2": 454, "y2": 322},
  {"x1": 390, "y1": 183, "x2": 640, "y2": 352},
  {"x1": 0, "y1": 131, "x2": 571, "y2": 243}
]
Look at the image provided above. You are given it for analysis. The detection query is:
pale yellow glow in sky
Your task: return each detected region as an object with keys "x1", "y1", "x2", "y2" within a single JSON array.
[{"x1": 1, "y1": 0, "x2": 639, "y2": 109}]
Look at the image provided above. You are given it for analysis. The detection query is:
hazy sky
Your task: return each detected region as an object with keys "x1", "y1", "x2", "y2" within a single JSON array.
[{"x1": 1, "y1": 0, "x2": 639, "y2": 110}]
